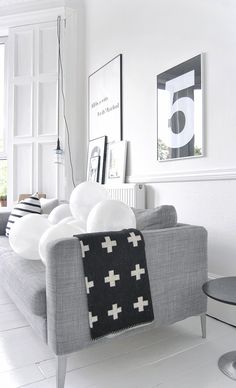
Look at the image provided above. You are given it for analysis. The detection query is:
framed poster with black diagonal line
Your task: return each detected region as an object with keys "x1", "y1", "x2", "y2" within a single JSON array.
[
  {"x1": 88, "y1": 54, "x2": 123, "y2": 143},
  {"x1": 86, "y1": 136, "x2": 107, "y2": 184},
  {"x1": 157, "y1": 54, "x2": 204, "y2": 161},
  {"x1": 87, "y1": 156, "x2": 100, "y2": 183},
  {"x1": 105, "y1": 140, "x2": 127, "y2": 184}
]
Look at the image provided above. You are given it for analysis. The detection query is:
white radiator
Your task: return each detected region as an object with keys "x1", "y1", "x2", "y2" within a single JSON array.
[{"x1": 104, "y1": 184, "x2": 145, "y2": 208}]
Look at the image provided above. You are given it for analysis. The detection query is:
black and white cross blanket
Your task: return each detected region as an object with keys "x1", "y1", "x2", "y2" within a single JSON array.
[{"x1": 75, "y1": 229, "x2": 154, "y2": 340}]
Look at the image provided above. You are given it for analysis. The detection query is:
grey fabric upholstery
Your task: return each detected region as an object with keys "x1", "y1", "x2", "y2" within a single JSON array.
[
  {"x1": 0, "y1": 235, "x2": 11, "y2": 249},
  {"x1": 0, "y1": 232, "x2": 47, "y2": 342},
  {"x1": 0, "y1": 208, "x2": 207, "y2": 357},
  {"x1": 1, "y1": 269, "x2": 47, "y2": 342},
  {"x1": 0, "y1": 211, "x2": 10, "y2": 236},
  {"x1": 0, "y1": 247, "x2": 46, "y2": 317},
  {"x1": 133, "y1": 205, "x2": 177, "y2": 230},
  {"x1": 40, "y1": 198, "x2": 59, "y2": 214},
  {"x1": 46, "y1": 225, "x2": 207, "y2": 355}
]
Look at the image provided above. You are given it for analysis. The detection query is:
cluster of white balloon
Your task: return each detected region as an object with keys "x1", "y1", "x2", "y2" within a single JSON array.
[{"x1": 9, "y1": 182, "x2": 136, "y2": 265}]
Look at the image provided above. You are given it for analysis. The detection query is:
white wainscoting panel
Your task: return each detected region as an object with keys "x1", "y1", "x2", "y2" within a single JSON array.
[
  {"x1": 13, "y1": 143, "x2": 33, "y2": 200},
  {"x1": 14, "y1": 83, "x2": 33, "y2": 137},
  {"x1": 38, "y1": 142, "x2": 57, "y2": 198},
  {"x1": 8, "y1": 19, "x2": 63, "y2": 206},
  {"x1": 14, "y1": 29, "x2": 33, "y2": 77},
  {"x1": 38, "y1": 24, "x2": 57, "y2": 75},
  {"x1": 38, "y1": 80, "x2": 57, "y2": 136}
]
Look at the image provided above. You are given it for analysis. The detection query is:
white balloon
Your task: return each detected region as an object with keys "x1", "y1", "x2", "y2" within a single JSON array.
[
  {"x1": 58, "y1": 216, "x2": 75, "y2": 225},
  {"x1": 9, "y1": 214, "x2": 50, "y2": 260},
  {"x1": 39, "y1": 223, "x2": 79, "y2": 265},
  {"x1": 69, "y1": 182, "x2": 108, "y2": 226},
  {"x1": 48, "y1": 204, "x2": 72, "y2": 225},
  {"x1": 87, "y1": 200, "x2": 136, "y2": 233},
  {"x1": 68, "y1": 219, "x2": 86, "y2": 234},
  {"x1": 41, "y1": 214, "x2": 49, "y2": 218}
]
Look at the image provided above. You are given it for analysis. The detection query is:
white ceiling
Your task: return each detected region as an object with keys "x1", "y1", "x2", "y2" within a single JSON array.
[
  {"x1": 0, "y1": 0, "x2": 68, "y2": 16},
  {"x1": 0, "y1": 0, "x2": 41, "y2": 6},
  {"x1": 0, "y1": 0, "x2": 82, "y2": 10},
  {"x1": 0, "y1": 0, "x2": 66, "y2": 9}
]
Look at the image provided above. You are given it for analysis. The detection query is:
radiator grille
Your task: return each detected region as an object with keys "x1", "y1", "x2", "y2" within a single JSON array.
[{"x1": 104, "y1": 184, "x2": 145, "y2": 208}]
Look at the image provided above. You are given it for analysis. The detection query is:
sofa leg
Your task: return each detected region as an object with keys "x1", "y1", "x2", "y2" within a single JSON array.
[
  {"x1": 56, "y1": 355, "x2": 67, "y2": 388},
  {"x1": 200, "y1": 313, "x2": 206, "y2": 339}
]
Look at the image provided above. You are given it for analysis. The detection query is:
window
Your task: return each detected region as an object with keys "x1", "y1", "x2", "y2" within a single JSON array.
[{"x1": 0, "y1": 38, "x2": 7, "y2": 207}]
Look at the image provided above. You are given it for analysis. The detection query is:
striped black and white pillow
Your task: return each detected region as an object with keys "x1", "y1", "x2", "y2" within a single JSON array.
[{"x1": 5, "y1": 194, "x2": 41, "y2": 237}]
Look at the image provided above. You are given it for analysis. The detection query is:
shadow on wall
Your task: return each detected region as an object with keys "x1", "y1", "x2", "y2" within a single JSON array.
[{"x1": 145, "y1": 185, "x2": 159, "y2": 208}]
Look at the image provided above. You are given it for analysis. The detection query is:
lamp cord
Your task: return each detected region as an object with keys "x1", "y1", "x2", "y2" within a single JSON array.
[{"x1": 57, "y1": 16, "x2": 76, "y2": 188}]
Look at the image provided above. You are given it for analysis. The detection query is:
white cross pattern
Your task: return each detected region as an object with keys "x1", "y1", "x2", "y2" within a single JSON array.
[
  {"x1": 104, "y1": 270, "x2": 120, "y2": 287},
  {"x1": 85, "y1": 276, "x2": 94, "y2": 294},
  {"x1": 80, "y1": 240, "x2": 90, "y2": 258},
  {"x1": 89, "y1": 311, "x2": 98, "y2": 328},
  {"x1": 108, "y1": 304, "x2": 122, "y2": 320},
  {"x1": 127, "y1": 232, "x2": 142, "y2": 247},
  {"x1": 133, "y1": 296, "x2": 149, "y2": 312},
  {"x1": 131, "y1": 264, "x2": 145, "y2": 280},
  {"x1": 101, "y1": 236, "x2": 117, "y2": 253}
]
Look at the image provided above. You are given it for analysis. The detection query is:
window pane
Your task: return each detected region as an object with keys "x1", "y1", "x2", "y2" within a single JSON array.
[
  {"x1": 0, "y1": 43, "x2": 5, "y2": 154},
  {"x1": 0, "y1": 159, "x2": 7, "y2": 207}
]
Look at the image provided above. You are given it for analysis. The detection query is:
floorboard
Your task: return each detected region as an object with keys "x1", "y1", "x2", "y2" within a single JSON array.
[{"x1": 0, "y1": 285, "x2": 235, "y2": 388}]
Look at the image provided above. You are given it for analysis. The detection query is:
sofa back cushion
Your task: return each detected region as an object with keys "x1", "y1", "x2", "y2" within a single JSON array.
[
  {"x1": 133, "y1": 205, "x2": 177, "y2": 230},
  {"x1": 5, "y1": 194, "x2": 41, "y2": 237},
  {"x1": 40, "y1": 198, "x2": 59, "y2": 214}
]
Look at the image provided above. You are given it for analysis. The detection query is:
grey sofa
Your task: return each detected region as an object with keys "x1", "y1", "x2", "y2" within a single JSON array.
[{"x1": 0, "y1": 210, "x2": 208, "y2": 388}]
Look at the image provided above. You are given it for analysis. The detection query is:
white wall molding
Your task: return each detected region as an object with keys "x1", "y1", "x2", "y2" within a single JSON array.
[
  {"x1": 0, "y1": 7, "x2": 65, "y2": 35},
  {"x1": 126, "y1": 168, "x2": 236, "y2": 184}
]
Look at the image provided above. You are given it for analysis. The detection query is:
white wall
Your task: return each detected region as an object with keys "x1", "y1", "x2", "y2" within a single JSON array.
[
  {"x1": 63, "y1": 4, "x2": 86, "y2": 197},
  {"x1": 85, "y1": 0, "x2": 236, "y2": 319}
]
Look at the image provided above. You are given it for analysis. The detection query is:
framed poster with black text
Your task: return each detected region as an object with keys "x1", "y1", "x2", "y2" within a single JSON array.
[
  {"x1": 157, "y1": 54, "x2": 203, "y2": 161},
  {"x1": 89, "y1": 54, "x2": 122, "y2": 143}
]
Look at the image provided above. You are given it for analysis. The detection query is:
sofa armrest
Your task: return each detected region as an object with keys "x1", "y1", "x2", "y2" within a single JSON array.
[
  {"x1": 147, "y1": 224, "x2": 207, "y2": 323},
  {"x1": 46, "y1": 237, "x2": 89, "y2": 355},
  {"x1": 46, "y1": 225, "x2": 208, "y2": 355},
  {"x1": 0, "y1": 211, "x2": 10, "y2": 236}
]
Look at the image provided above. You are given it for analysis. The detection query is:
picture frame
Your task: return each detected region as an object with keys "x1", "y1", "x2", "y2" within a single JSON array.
[
  {"x1": 157, "y1": 54, "x2": 203, "y2": 161},
  {"x1": 105, "y1": 140, "x2": 127, "y2": 184},
  {"x1": 86, "y1": 136, "x2": 107, "y2": 184},
  {"x1": 88, "y1": 54, "x2": 123, "y2": 143},
  {"x1": 87, "y1": 156, "x2": 100, "y2": 183}
]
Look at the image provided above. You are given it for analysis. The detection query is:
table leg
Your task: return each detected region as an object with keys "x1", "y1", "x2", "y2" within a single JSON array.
[{"x1": 200, "y1": 313, "x2": 206, "y2": 339}]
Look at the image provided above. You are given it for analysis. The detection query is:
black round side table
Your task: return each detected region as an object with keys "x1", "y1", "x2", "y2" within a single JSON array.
[{"x1": 202, "y1": 277, "x2": 236, "y2": 380}]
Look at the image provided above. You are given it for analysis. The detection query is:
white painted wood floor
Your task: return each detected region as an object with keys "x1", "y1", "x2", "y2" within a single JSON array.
[{"x1": 0, "y1": 284, "x2": 236, "y2": 388}]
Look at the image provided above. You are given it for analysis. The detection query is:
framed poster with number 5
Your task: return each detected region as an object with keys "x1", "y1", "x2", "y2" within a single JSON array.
[{"x1": 157, "y1": 54, "x2": 203, "y2": 161}]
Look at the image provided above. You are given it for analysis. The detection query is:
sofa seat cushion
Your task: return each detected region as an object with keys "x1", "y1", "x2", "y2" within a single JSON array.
[
  {"x1": 40, "y1": 198, "x2": 59, "y2": 214},
  {"x1": 0, "y1": 241, "x2": 46, "y2": 317},
  {"x1": 0, "y1": 236, "x2": 12, "y2": 251}
]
